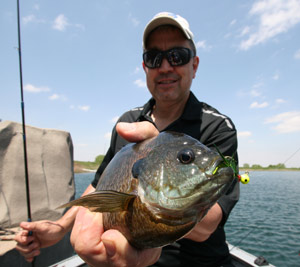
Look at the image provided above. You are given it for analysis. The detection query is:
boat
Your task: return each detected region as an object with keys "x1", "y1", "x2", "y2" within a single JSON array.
[{"x1": 50, "y1": 243, "x2": 275, "y2": 267}]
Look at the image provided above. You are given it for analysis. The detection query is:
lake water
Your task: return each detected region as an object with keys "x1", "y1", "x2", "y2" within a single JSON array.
[{"x1": 75, "y1": 171, "x2": 300, "y2": 267}]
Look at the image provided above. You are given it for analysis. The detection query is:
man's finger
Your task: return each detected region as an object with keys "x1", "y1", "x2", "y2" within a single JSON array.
[
  {"x1": 116, "y1": 122, "x2": 159, "y2": 143},
  {"x1": 101, "y1": 229, "x2": 161, "y2": 267}
]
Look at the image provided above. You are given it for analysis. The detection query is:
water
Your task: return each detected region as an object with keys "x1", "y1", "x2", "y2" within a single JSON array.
[
  {"x1": 74, "y1": 171, "x2": 300, "y2": 267},
  {"x1": 225, "y1": 171, "x2": 300, "y2": 267}
]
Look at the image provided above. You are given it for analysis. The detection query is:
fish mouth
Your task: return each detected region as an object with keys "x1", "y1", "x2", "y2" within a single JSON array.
[{"x1": 205, "y1": 157, "x2": 231, "y2": 178}]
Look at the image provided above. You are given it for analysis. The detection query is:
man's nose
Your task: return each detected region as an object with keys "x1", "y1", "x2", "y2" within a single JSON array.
[{"x1": 158, "y1": 58, "x2": 174, "y2": 72}]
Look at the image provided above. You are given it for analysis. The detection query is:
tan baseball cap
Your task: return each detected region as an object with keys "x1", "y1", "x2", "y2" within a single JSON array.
[{"x1": 143, "y1": 12, "x2": 195, "y2": 49}]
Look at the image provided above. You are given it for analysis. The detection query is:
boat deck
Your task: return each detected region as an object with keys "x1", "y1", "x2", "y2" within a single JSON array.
[{"x1": 50, "y1": 244, "x2": 275, "y2": 267}]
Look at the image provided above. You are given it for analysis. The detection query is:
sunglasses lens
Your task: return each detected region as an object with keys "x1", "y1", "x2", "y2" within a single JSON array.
[
  {"x1": 167, "y1": 48, "x2": 190, "y2": 66},
  {"x1": 143, "y1": 48, "x2": 193, "y2": 69},
  {"x1": 143, "y1": 50, "x2": 162, "y2": 69}
]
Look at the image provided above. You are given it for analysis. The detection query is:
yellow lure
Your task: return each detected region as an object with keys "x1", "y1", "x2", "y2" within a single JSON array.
[{"x1": 240, "y1": 172, "x2": 250, "y2": 184}]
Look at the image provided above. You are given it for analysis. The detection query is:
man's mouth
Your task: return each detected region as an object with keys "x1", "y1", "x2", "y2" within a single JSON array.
[{"x1": 158, "y1": 79, "x2": 177, "y2": 84}]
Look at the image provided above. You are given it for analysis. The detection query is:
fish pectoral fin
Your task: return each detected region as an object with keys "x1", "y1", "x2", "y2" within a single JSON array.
[{"x1": 57, "y1": 190, "x2": 136, "y2": 212}]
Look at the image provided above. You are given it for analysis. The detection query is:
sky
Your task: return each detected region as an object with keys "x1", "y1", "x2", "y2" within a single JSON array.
[{"x1": 1, "y1": 0, "x2": 300, "y2": 167}]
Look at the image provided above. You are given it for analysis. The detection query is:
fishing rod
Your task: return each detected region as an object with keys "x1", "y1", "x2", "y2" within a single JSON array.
[
  {"x1": 283, "y1": 146, "x2": 300, "y2": 166},
  {"x1": 16, "y1": 0, "x2": 33, "y2": 232}
]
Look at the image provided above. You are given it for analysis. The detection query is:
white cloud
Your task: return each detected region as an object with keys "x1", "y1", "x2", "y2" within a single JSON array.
[
  {"x1": 24, "y1": 84, "x2": 50, "y2": 93},
  {"x1": 23, "y1": 15, "x2": 35, "y2": 24},
  {"x1": 240, "y1": 26, "x2": 251, "y2": 36},
  {"x1": 275, "y1": 98, "x2": 286, "y2": 104},
  {"x1": 250, "y1": 89, "x2": 262, "y2": 97},
  {"x1": 272, "y1": 73, "x2": 279, "y2": 80},
  {"x1": 111, "y1": 116, "x2": 119, "y2": 123},
  {"x1": 133, "y1": 67, "x2": 141, "y2": 74},
  {"x1": 78, "y1": 105, "x2": 90, "y2": 111},
  {"x1": 134, "y1": 79, "x2": 146, "y2": 88},
  {"x1": 252, "y1": 82, "x2": 264, "y2": 89},
  {"x1": 238, "y1": 131, "x2": 252, "y2": 137},
  {"x1": 250, "y1": 101, "x2": 269, "y2": 108},
  {"x1": 294, "y1": 49, "x2": 300, "y2": 59},
  {"x1": 196, "y1": 40, "x2": 212, "y2": 51},
  {"x1": 129, "y1": 14, "x2": 139, "y2": 27},
  {"x1": 49, "y1": 94, "x2": 59, "y2": 100},
  {"x1": 265, "y1": 111, "x2": 300, "y2": 133},
  {"x1": 230, "y1": 19, "x2": 237, "y2": 26},
  {"x1": 33, "y1": 4, "x2": 40, "y2": 11},
  {"x1": 53, "y1": 14, "x2": 69, "y2": 31},
  {"x1": 240, "y1": 0, "x2": 300, "y2": 50},
  {"x1": 104, "y1": 132, "x2": 112, "y2": 139},
  {"x1": 49, "y1": 94, "x2": 67, "y2": 101},
  {"x1": 22, "y1": 14, "x2": 46, "y2": 25}
]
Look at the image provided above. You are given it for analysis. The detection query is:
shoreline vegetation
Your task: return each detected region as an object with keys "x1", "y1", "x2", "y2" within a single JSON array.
[{"x1": 74, "y1": 155, "x2": 300, "y2": 173}]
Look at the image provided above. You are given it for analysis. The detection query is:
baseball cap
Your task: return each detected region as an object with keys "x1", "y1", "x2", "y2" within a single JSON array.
[{"x1": 143, "y1": 12, "x2": 195, "y2": 50}]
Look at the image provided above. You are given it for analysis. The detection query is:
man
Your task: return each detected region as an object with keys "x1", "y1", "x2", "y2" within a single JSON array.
[{"x1": 15, "y1": 12, "x2": 239, "y2": 266}]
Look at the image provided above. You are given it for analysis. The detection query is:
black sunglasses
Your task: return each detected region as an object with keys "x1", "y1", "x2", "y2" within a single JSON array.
[{"x1": 143, "y1": 47, "x2": 195, "y2": 69}]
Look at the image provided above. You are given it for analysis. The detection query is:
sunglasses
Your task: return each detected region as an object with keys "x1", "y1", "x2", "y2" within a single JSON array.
[{"x1": 143, "y1": 47, "x2": 195, "y2": 69}]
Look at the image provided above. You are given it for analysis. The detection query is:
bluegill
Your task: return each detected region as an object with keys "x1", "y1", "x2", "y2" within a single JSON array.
[{"x1": 60, "y1": 132, "x2": 235, "y2": 249}]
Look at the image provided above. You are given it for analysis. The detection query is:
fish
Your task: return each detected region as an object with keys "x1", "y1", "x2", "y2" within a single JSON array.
[{"x1": 59, "y1": 131, "x2": 235, "y2": 249}]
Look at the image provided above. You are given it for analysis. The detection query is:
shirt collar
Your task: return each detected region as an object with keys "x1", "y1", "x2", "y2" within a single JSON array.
[{"x1": 139, "y1": 91, "x2": 202, "y2": 122}]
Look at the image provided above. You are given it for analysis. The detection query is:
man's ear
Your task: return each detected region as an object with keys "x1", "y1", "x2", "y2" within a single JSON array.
[
  {"x1": 142, "y1": 61, "x2": 147, "y2": 73},
  {"x1": 192, "y1": 56, "x2": 200, "y2": 79}
]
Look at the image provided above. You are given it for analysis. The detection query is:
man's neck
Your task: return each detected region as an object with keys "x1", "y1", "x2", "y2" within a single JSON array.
[{"x1": 151, "y1": 94, "x2": 189, "y2": 131}]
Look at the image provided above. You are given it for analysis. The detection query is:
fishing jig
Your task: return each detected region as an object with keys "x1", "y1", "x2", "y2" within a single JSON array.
[{"x1": 214, "y1": 145, "x2": 250, "y2": 184}]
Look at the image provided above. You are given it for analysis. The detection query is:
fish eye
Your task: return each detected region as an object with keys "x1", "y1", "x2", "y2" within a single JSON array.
[{"x1": 177, "y1": 148, "x2": 195, "y2": 164}]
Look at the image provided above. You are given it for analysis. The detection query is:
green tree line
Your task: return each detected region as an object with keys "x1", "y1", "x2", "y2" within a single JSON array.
[{"x1": 241, "y1": 163, "x2": 299, "y2": 170}]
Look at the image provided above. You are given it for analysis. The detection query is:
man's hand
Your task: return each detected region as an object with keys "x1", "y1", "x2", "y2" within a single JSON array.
[
  {"x1": 70, "y1": 121, "x2": 161, "y2": 266},
  {"x1": 71, "y1": 207, "x2": 161, "y2": 267},
  {"x1": 15, "y1": 185, "x2": 94, "y2": 262},
  {"x1": 14, "y1": 219, "x2": 69, "y2": 262},
  {"x1": 116, "y1": 121, "x2": 159, "y2": 142},
  {"x1": 184, "y1": 203, "x2": 223, "y2": 242}
]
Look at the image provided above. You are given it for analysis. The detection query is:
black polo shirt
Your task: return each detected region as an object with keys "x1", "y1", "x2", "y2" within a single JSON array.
[{"x1": 92, "y1": 91, "x2": 239, "y2": 267}]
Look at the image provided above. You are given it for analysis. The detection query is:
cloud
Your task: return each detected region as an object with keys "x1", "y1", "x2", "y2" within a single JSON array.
[
  {"x1": 238, "y1": 131, "x2": 252, "y2": 137},
  {"x1": 230, "y1": 19, "x2": 237, "y2": 26},
  {"x1": 196, "y1": 40, "x2": 212, "y2": 51},
  {"x1": 24, "y1": 84, "x2": 50, "y2": 93},
  {"x1": 252, "y1": 82, "x2": 264, "y2": 89},
  {"x1": 294, "y1": 49, "x2": 300, "y2": 59},
  {"x1": 134, "y1": 79, "x2": 146, "y2": 88},
  {"x1": 240, "y1": 26, "x2": 251, "y2": 37},
  {"x1": 23, "y1": 15, "x2": 35, "y2": 24},
  {"x1": 133, "y1": 67, "x2": 141, "y2": 74},
  {"x1": 111, "y1": 116, "x2": 119, "y2": 124},
  {"x1": 49, "y1": 94, "x2": 67, "y2": 101},
  {"x1": 33, "y1": 4, "x2": 39, "y2": 11},
  {"x1": 78, "y1": 105, "x2": 90, "y2": 111},
  {"x1": 22, "y1": 15, "x2": 45, "y2": 25},
  {"x1": 250, "y1": 101, "x2": 269, "y2": 108},
  {"x1": 250, "y1": 89, "x2": 262, "y2": 97},
  {"x1": 275, "y1": 98, "x2": 286, "y2": 104},
  {"x1": 240, "y1": 0, "x2": 300, "y2": 50},
  {"x1": 265, "y1": 111, "x2": 300, "y2": 133},
  {"x1": 129, "y1": 14, "x2": 139, "y2": 27},
  {"x1": 53, "y1": 14, "x2": 69, "y2": 31},
  {"x1": 49, "y1": 94, "x2": 59, "y2": 100},
  {"x1": 272, "y1": 73, "x2": 279, "y2": 80},
  {"x1": 104, "y1": 132, "x2": 112, "y2": 139}
]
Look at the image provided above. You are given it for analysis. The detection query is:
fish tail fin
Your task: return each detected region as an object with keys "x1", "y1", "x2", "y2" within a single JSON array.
[{"x1": 57, "y1": 190, "x2": 136, "y2": 212}]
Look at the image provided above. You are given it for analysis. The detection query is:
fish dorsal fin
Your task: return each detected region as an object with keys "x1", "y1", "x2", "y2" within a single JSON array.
[{"x1": 58, "y1": 190, "x2": 136, "y2": 212}]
